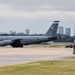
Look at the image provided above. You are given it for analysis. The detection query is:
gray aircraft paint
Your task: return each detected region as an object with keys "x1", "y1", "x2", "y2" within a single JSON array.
[
  {"x1": 0, "y1": 21, "x2": 59, "y2": 47},
  {"x1": 44, "y1": 21, "x2": 59, "y2": 36}
]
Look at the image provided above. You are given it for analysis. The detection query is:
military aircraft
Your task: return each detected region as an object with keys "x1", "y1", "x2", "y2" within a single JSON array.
[{"x1": 0, "y1": 21, "x2": 60, "y2": 48}]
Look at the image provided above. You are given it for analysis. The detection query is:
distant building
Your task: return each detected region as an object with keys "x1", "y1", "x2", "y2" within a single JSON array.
[
  {"x1": 17, "y1": 32, "x2": 24, "y2": 35},
  {"x1": 58, "y1": 26, "x2": 64, "y2": 34},
  {"x1": 26, "y1": 29, "x2": 29, "y2": 35},
  {"x1": 65, "y1": 28, "x2": 71, "y2": 36},
  {"x1": 9, "y1": 30, "x2": 16, "y2": 35},
  {"x1": 9, "y1": 30, "x2": 13, "y2": 34}
]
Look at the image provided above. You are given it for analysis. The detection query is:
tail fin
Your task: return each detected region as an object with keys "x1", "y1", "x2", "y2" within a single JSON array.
[{"x1": 44, "y1": 21, "x2": 59, "y2": 36}]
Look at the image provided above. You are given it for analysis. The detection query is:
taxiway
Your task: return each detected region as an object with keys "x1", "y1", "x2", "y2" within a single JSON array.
[{"x1": 0, "y1": 47, "x2": 74, "y2": 66}]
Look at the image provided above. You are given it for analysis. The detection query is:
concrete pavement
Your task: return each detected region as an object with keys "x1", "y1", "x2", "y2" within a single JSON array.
[{"x1": 0, "y1": 47, "x2": 74, "y2": 66}]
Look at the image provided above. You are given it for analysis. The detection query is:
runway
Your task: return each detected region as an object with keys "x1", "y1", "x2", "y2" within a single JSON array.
[{"x1": 0, "y1": 47, "x2": 74, "y2": 66}]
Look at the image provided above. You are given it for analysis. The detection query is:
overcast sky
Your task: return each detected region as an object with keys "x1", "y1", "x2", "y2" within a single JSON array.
[{"x1": 0, "y1": 0, "x2": 75, "y2": 35}]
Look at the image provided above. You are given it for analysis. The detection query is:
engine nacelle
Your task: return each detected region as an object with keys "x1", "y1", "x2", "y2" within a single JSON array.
[{"x1": 0, "y1": 40, "x2": 12, "y2": 46}]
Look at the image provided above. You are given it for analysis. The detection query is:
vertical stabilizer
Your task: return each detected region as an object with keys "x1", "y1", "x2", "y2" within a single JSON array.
[{"x1": 44, "y1": 21, "x2": 59, "y2": 36}]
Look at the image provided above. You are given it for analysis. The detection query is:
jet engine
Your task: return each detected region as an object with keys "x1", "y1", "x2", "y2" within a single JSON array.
[{"x1": 0, "y1": 40, "x2": 12, "y2": 46}]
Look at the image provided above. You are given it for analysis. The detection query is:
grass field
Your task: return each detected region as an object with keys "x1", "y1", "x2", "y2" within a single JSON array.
[
  {"x1": 0, "y1": 60, "x2": 75, "y2": 75},
  {"x1": 65, "y1": 56, "x2": 75, "y2": 59}
]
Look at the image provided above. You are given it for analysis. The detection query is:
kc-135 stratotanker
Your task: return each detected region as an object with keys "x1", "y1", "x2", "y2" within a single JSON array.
[{"x1": 0, "y1": 21, "x2": 60, "y2": 48}]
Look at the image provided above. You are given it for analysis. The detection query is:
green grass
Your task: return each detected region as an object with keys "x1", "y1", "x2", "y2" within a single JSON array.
[
  {"x1": 0, "y1": 60, "x2": 75, "y2": 75},
  {"x1": 65, "y1": 56, "x2": 75, "y2": 59}
]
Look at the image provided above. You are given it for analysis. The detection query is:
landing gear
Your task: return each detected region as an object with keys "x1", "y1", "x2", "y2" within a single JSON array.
[{"x1": 11, "y1": 41, "x2": 23, "y2": 48}]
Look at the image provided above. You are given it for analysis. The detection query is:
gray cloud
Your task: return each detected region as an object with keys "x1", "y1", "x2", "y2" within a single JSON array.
[
  {"x1": 0, "y1": 0, "x2": 74, "y2": 20},
  {"x1": 0, "y1": 0, "x2": 75, "y2": 20},
  {"x1": 0, "y1": 0, "x2": 75, "y2": 11}
]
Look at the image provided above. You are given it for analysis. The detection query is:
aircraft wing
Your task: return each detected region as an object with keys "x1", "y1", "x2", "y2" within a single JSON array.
[{"x1": 0, "y1": 39, "x2": 22, "y2": 47}]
